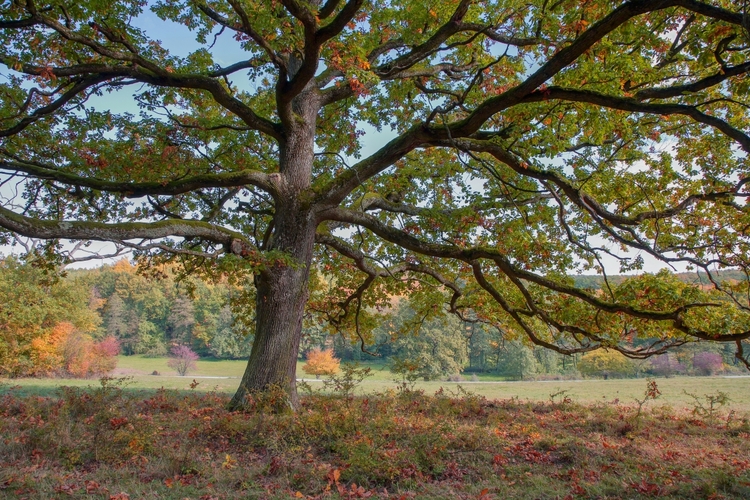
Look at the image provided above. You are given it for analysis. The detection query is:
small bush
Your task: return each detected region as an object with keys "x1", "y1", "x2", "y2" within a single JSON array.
[
  {"x1": 167, "y1": 344, "x2": 199, "y2": 376},
  {"x1": 692, "y1": 352, "x2": 723, "y2": 375},
  {"x1": 684, "y1": 390, "x2": 731, "y2": 422},
  {"x1": 302, "y1": 348, "x2": 340, "y2": 378}
]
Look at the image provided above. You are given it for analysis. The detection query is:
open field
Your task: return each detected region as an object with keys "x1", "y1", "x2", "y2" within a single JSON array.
[{"x1": 2, "y1": 355, "x2": 749, "y2": 413}]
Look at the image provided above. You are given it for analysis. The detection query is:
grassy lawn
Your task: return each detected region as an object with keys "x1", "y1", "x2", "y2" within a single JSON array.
[{"x1": 2, "y1": 355, "x2": 749, "y2": 413}]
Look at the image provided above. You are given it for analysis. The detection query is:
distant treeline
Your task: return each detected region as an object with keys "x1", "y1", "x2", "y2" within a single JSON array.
[
  {"x1": 574, "y1": 270, "x2": 748, "y2": 290},
  {"x1": 1, "y1": 257, "x2": 747, "y2": 380}
]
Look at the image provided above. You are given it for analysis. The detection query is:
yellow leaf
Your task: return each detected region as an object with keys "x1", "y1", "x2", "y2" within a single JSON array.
[{"x1": 222, "y1": 454, "x2": 237, "y2": 469}]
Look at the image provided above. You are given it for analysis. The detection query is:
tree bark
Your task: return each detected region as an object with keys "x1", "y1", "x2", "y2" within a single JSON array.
[
  {"x1": 228, "y1": 85, "x2": 320, "y2": 411},
  {"x1": 228, "y1": 190, "x2": 319, "y2": 409}
]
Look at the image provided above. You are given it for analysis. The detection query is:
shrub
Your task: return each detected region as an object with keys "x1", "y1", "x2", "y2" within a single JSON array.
[
  {"x1": 61, "y1": 332, "x2": 120, "y2": 378},
  {"x1": 167, "y1": 344, "x2": 199, "y2": 376},
  {"x1": 28, "y1": 322, "x2": 119, "y2": 378},
  {"x1": 89, "y1": 336, "x2": 120, "y2": 375},
  {"x1": 693, "y1": 352, "x2": 723, "y2": 375},
  {"x1": 649, "y1": 354, "x2": 686, "y2": 377},
  {"x1": 578, "y1": 350, "x2": 635, "y2": 379},
  {"x1": 302, "y1": 348, "x2": 340, "y2": 378}
]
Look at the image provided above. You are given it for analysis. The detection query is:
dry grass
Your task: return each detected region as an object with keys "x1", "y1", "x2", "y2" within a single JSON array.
[{"x1": 1, "y1": 376, "x2": 749, "y2": 499}]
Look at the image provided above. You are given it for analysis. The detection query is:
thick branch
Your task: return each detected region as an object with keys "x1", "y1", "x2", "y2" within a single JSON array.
[
  {"x1": 0, "y1": 159, "x2": 277, "y2": 198},
  {"x1": 523, "y1": 87, "x2": 750, "y2": 153},
  {"x1": 319, "y1": 0, "x2": 733, "y2": 205},
  {"x1": 374, "y1": 0, "x2": 472, "y2": 79},
  {"x1": 0, "y1": 76, "x2": 110, "y2": 137},
  {"x1": 317, "y1": 0, "x2": 365, "y2": 44},
  {"x1": 315, "y1": 230, "x2": 464, "y2": 318},
  {"x1": 3, "y1": 37, "x2": 282, "y2": 141},
  {"x1": 0, "y1": 204, "x2": 250, "y2": 252},
  {"x1": 320, "y1": 207, "x2": 750, "y2": 342},
  {"x1": 635, "y1": 61, "x2": 750, "y2": 100},
  {"x1": 429, "y1": 138, "x2": 749, "y2": 227}
]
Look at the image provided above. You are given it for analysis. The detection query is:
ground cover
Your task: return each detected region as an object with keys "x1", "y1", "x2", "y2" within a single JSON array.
[{"x1": 0, "y1": 375, "x2": 748, "y2": 499}]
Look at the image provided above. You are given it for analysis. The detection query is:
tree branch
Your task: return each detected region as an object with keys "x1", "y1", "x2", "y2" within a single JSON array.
[
  {"x1": 0, "y1": 204, "x2": 252, "y2": 254},
  {"x1": 320, "y1": 207, "x2": 750, "y2": 343},
  {"x1": 0, "y1": 159, "x2": 278, "y2": 199},
  {"x1": 523, "y1": 87, "x2": 750, "y2": 153}
]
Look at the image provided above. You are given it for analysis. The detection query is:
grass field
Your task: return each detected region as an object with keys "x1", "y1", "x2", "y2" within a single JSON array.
[{"x1": 2, "y1": 355, "x2": 749, "y2": 413}]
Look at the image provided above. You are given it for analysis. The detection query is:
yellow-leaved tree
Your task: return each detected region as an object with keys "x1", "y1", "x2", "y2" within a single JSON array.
[{"x1": 302, "y1": 348, "x2": 340, "y2": 379}]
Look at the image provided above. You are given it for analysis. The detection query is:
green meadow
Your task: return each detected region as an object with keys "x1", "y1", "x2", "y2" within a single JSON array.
[{"x1": 3, "y1": 355, "x2": 748, "y2": 413}]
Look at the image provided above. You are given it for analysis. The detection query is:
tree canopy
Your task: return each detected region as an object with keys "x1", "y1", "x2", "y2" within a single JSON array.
[{"x1": 1, "y1": 0, "x2": 750, "y2": 407}]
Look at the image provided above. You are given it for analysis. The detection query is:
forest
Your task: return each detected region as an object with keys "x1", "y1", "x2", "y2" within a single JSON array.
[{"x1": 1, "y1": 256, "x2": 744, "y2": 382}]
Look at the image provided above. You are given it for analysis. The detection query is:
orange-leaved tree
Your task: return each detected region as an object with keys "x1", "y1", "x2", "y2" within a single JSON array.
[
  {"x1": 302, "y1": 348, "x2": 340, "y2": 379},
  {"x1": 0, "y1": 258, "x2": 102, "y2": 377},
  {"x1": 30, "y1": 321, "x2": 120, "y2": 378}
]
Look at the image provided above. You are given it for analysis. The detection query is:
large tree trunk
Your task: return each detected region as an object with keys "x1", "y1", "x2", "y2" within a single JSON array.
[
  {"x1": 228, "y1": 263, "x2": 309, "y2": 409},
  {"x1": 228, "y1": 196, "x2": 319, "y2": 411},
  {"x1": 229, "y1": 84, "x2": 320, "y2": 411}
]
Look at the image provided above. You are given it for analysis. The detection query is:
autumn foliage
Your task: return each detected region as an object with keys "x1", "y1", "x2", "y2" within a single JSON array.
[
  {"x1": 0, "y1": 257, "x2": 103, "y2": 377},
  {"x1": 302, "y1": 348, "x2": 340, "y2": 378},
  {"x1": 0, "y1": 381, "x2": 748, "y2": 498},
  {"x1": 167, "y1": 344, "x2": 199, "y2": 376},
  {"x1": 29, "y1": 322, "x2": 120, "y2": 378}
]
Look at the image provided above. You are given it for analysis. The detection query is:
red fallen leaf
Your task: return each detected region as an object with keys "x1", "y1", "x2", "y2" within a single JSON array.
[
  {"x1": 601, "y1": 438, "x2": 618, "y2": 449},
  {"x1": 570, "y1": 483, "x2": 586, "y2": 495},
  {"x1": 110, "y1": 417, "x2": 129, "y2": 429},
  {"x1": 631, "y1": 480, "x2": 661, "y2": 496},
  {"x1": 85, "y1": 480, "x2": 102, "y2": 494},
  {"x1": 327, "y1": 468, "x2": 341, "y2": 484},
  {"x1": 109, "y1": 493, "x2": 130, "y2": 500},
  {"x1": 164, "y1": 477, "x2": 174, "y2": 488},
  {"x1": 54, "y1": 483, "x2": 78, "y2": 495}
]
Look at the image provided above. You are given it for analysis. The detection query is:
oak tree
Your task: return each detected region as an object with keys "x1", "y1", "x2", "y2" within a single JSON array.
[{"x1": 2, "y1": 0, "x2": 750, "y2": 408}]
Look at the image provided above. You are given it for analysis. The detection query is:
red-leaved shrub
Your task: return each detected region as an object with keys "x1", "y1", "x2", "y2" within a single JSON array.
[
  {"x1": 167, "y1": 344, "x2": 199, "y2": 376},
  {"x1": 693, "y1": 352, "x2": 723, "y2": 375}
]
